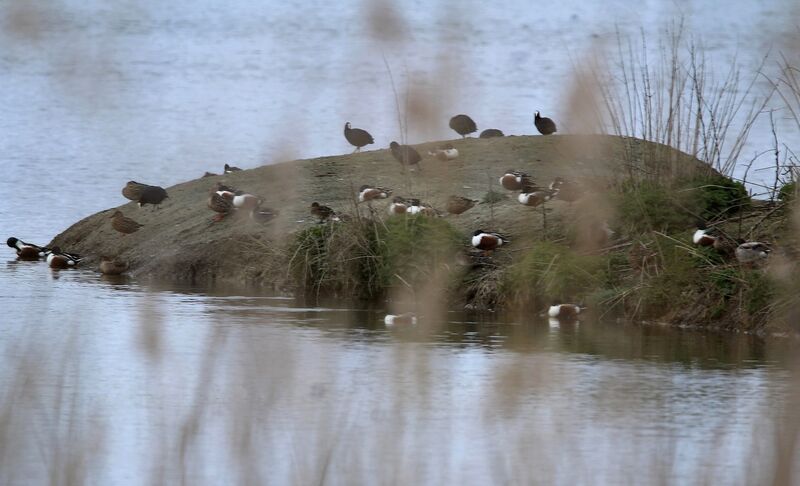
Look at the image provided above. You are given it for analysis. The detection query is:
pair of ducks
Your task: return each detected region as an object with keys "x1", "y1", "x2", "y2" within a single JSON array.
[
  {"x1": 358, "y1": 185, "x2": 478, "y2": 216},
  {"x1": 6, "y1": 237, "x2": 90, "y2": 270},
  {"x1": 692, "y1": 225, "x2": 771, "y2": 264},
  {"x1": 499, "y1": 170, "x2": 581, "y2": 207},
  {"x1": 385, "y1": 303, "x2": 581, "y2": 327}
]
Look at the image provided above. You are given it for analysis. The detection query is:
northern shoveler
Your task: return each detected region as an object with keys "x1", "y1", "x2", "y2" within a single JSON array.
[
  {"x1": 358, "y1": 185, "x2": 393, "y2": 202},
  {"x1": 111, "y1": 211, "x2": 143, "y2": 234},
  {"x1": 310, "y1": 202, "x2": 339, "y2": 223},
  {"x1": 384, "y1": 313, "x2": 418, "y2": 326},
  {"x1": 45, "y1": 246, "x2": 81, "y2": 269},
  {"x1": 500, "y1": 170, "x2": 531, "y2": 191},
  {"x1": 471, "y1": 230, "x2": 509, "y2": 252},
  {"x1": 534, "y1": 111, "x2": 557, "y2": 135},
  {"x1": 388, "y1": 196, "x2": 408, "y2": 215},
  {"x1": 232, "y1": 191, "x2": 262, "y2": 210},
  {"x1": 517, "y1": 189, "x2": 555, "y2": 207},
  {"x1": 446, "y1": 195, "x2": 478, "y2": 215},
  {"x1": 449, "y1": 114, "x2": 477, "y2": 138},
  {"x1": 344, "y1": 122, "x2": 374, "y2": 152},
  {"x1": 6, "y1": 237, "x2": 47, "y2": 260},
  {"x1": 427, "y1": 143, "x2": 459, "y2": 161},
  {"x1": 548, "y1": 304, "x2": 582, "y2": 319}
]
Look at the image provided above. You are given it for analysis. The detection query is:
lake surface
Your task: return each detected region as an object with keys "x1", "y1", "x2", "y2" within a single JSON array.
[{"x1": 1, "y1": 1, "x2": 799, "y2": 484}]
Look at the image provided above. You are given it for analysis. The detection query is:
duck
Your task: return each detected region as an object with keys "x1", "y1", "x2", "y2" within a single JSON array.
[
  {"x1": 310, "y1": 202, "x2": 339, "y2": 223},
  {"x1": 407, "y1": 199, "x2": 439, "y2": 216},
  {"x1": 202, "y1": 172, "x2": 218, "y2": 178},
  {"x1": 358, "y1": 185, "x2": 393, "y2": 203},
  {"x1": 99, "y1": 256, "x2": 129, "y2": 275},
  {"x1": 232, "y1": 191, "x2": 262, "y2": 210},
  {"x1": 692, "y1": 223, "x2": 719, "y2": 247},
  {"x1": 549, "y1": 177, "x2": 581, "y2": 203},
  {"x1": 735, "y1": 242, "x2": 771, "y2": 264},
  {"x1": 6, "y1": 237, "x2": 47, "y2": 260},
  {"x1": 449, "y1": 114, "x2": 477, "y2": 138},
  {"x1": 389, "y1": 141, "x2": 422, "y2": 169},
  {"x1": 479, "y1": 128, "x2": 504, "y2": 138},
  {"x1": 471, "y1": 230, "x2": 509, "y2": 252},
  {"x1": 250, "y1": 207, "x2": 278, "y2": 223},
  {"x1": 534, "y1": 111, "x2": 557, "y2": 135},
  {"x1": 427, "y1": 143, "x2": 459, "y2": 161},
  {"x1": 499, "y1": 170, "x2": 532, "y2": 191},
  {"x1": 517, "y1": 189, "x2": 556, "y2": 207},
  {"x1": 139, "y1": 185, "x2": 168, "y2": 208},
  {"x1": 214, "y1": 182, "x2": 237, "y2": 198},
  {"x1": 208, "y1": 192, "x2": 234, "y2": 222},
  {"x1": 387, "y1": 196, "x2": 408, "y2": 215},
  {"x1": 384, "y1": 312, "x2": 418, "y2": 326},
  {"x1": 111, "y1": 210, "x2": 144, "y2": 234},
  {"x1": 45, "y1": 246, "x2": 81, "y2": 269},
  {"x1": 548, "y1": 304, "x2": 582, "y2": 320},
  {"x1": 122, "y1": 181, "x2": 148, "y2": 202},
  {"x1": 224, "y1": 163, "x2": 242, "y2": 173},
  {"x1": 344, "y1": 122, "x2": 374, "y2": 152},
  {"x1": 446, "y1": 195, "x2": 478, "y2": 215}
]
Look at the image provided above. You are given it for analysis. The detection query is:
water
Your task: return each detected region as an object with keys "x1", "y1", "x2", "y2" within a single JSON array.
[{"x1": 1, "y1": 2, "x2": 799, "y2": 484}]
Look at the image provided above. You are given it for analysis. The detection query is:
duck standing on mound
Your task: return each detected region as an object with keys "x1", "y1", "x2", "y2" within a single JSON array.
[
  {"x1": 138, "y1": 185, "x2": 169, "y2": 208},
  {"x1": 389, "y1": 141, "x2": 422, "y2": 170},
  {"x1": 471, "y1": 230, "x2": 509, "y2": 254},
  {"x1": 449, "y1": 114, "x2": 477, "y2": 139},
  {"x1": 344, "y1": 122, "x2": 374, "y2": 152},
  {"x1": 208, "y1": 192, "x2": 234, "y2": 222},
  {"x1": 6, "y1": 237, "x2": 47, "y2": 260},
  {"x1": 122, "y1": 181, "x2": 147, "y2": 202},
  {"x1": 534, "y1": 111, "x2": 557, "y2": 135}
]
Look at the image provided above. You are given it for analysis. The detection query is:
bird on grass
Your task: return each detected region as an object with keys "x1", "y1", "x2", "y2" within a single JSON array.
[
  {"x1": 534, "y1": 111, "x2": 557, "y2": 135},
  {"x1": 45, "y1": 246, "x2": 81, "y2": 269},
  {"x1": 358, "y1": 185, "x2": 393, "y2": 203},
  {"x1": 407, "y1": 199, "x2": 439, "y2": 216},
  {"x1": 208, "y1": 192, "x2": 234, "y2": 222},
  {"x1": 692, "y1": 223, "x2": 719, "y2": 247},
  {"x1": 471, "y1": 230, "x2": 509, "y2": 254},
  {"x1": 449, "y1": 114, "x2": 477, "y2": 138},
  {"x1": 388, "y1": 196, "x2": 409, "y2": 215},
  {"x1": 224, "y1": 163, "x2": 242, "y2": 173},
  {"x1": 99, "y1": 256, "x2": 129, "y2": 275},
  {"x1": 344, "y1": 122, "x2": 374, "y2": 152},
  {"x1": 517, "y1": 188, "x2": 556, "y2": 207},
  {"x1": 500, "y1": 170, "x2": 532, "y2": 191},
  {"x1": 390, "y1": 141, "x2": 422, "y2": 170},
  {"x1": 479, "y1": 129, "x2": 504, "y2": 138},
  {"x1": 428, "y1": 143, "x2": 459, "y2": 161},
  {"x1": 446, "y1": 195, "x2": 478, "y2": 215},
  {"x1": 111, "y1": 211, "x2": 144, "y2": 234},
  {"x1": 6, "y1": 237, "x2": 47, "y2": 260},
  {"x1": 310, "y1": 202, "x2": 340, "y2": 223},
  {"x1": 548, "y1": 304, "x2": 583, "y2": 320},
  {"x1": 232, "y1": 191, "x2": 262, "y2": 210},
  {"x1": 384, "y1": 313, "x2": 418, "y2": 326}
]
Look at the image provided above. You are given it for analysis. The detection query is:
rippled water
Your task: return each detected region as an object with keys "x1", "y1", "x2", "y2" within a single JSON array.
[{"x1": 2, "y1": 1, "x2": 799, "y2": 484}]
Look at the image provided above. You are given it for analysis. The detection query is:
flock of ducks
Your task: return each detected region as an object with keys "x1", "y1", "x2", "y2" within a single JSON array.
[{"x1": 7, "y1": 109, "x2": 774, "y2": 324}]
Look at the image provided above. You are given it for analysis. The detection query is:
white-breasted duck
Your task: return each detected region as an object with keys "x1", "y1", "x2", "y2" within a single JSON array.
[
  {"x1": 534, "y1": 111, "x2": 557, "y2": 135},
  {"x1": 344, "y1": 122, "x2": 374, "y2": 152},
  {"x1": 449, "y1": 114, "x2": 477, "y2": 138},
  {"x1": 428, "y1": 143, "x2": 459, "y2": 161},
  {"x1": 384, "y1": 313, "x2": 418, "y2": 326},
  {"x1": 471, "y1": 230, "x2": 509, "y2": 253},
  {"x1": 6, "y1": 237, "x2": 47, "y2": 260},
  {"x1": 446, "y1": 195, "x2": 478, "y2": 215},
  {"x1": 735, "y1": 242, "x2": 771, "y2": 264},
  {"x1": 232, "y1": 191, "x2": 262, "y2": 210},
  {"x1": 358, "y1": 185, "x2": 393, "y2": 203},
  {"x1": 479, "y1": 128, "x2": 504, "y2": 138},
  {"x1": 692, "y1": 223, "x2": 719, "y2": 247},
  {"x1": 517, "y1": 189, "x2": 556, "y2": 207},
  {"x1": 500, "y1": 170, "x2": 532, "y2": 191},
  {"x1": 548, "y1": 304, "x2": 582, "y2": 319},
  {"x1": 45, "y1": 246, "x2": 81, "y2": 269},
  {"x1": 388, "y1": 196, "x2": 409, "y2": 215}
]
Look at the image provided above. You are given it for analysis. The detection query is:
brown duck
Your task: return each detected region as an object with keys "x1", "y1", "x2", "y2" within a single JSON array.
[
  {"x1": 111, "y1": 210, "x2": 143, "y2": 234},
  {"x1": 446, "y1": 196, "x2": 478, "y2": 215},
  {"x1": 99, "y1": 256, "x2": 129, "y2": 275},
  {"x1": 208, "y1": 192, "x2": 234, "y2": 222}
]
